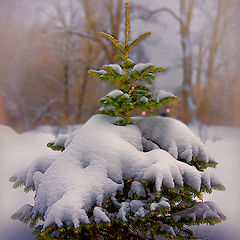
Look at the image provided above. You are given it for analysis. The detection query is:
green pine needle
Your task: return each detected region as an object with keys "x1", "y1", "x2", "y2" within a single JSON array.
[
  {"x1": 99, "y1": 32, "x2": 127, "y2": 55},
  {"x1": 128, "y1": 31, "x2": 152, "y2": 51}
]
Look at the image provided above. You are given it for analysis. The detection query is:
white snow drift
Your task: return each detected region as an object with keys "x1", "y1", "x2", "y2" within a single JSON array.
[{"x1": 10, "y1": 114, "x2": 224, "y2": 230}]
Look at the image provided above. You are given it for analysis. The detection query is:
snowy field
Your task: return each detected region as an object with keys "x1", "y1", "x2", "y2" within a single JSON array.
[
  {"x1": 0, "y1": 121, "x2": 239, "y2": 240},
  {"x1": 189, "y1": 123, "x2": 240, "y2": 240}
]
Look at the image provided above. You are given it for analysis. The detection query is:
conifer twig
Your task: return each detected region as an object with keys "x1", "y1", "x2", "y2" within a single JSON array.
[{"x1": 125, "y1": 2, "x2": 131, "y2": 48}]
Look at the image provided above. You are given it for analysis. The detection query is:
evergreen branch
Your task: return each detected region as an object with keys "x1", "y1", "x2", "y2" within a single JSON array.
[
  {"x1": 102, "y1": 66, "x2": 120, "y2": 77},
  {"x1": 47, "y1": 143, "x2": 65, "y2": 152},
  {"x1": 128, "y1": 32, "x2": 152, "y2": 51},
  {"x1": 103, "y1": 97, "x2": 116, "y2": 106},
  {"x1": 125, "y1": 2, "x2": 131, "y2": 47},
  {"x1": 129, "y1": 65, "x2": 155, "y2": 84},
  {"x1": 156, "y1": 97, "x2": 179, "y2": 105},
  {"x1": 99, "y1": 32, "x2": 126, "y2": 55},
  {"x1": 155, "y1": 67, "x2": 167, "y2": 72}
]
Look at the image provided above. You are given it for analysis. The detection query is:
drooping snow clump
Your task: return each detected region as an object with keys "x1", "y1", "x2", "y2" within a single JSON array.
[{"x1": 10, "y1": 114, "x2": 224, "y2": 234}]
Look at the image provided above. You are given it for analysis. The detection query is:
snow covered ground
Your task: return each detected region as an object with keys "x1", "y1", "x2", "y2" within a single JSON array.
[
  {"x1": 190, "y1": 123, "x2": 240, "y2": 240},
  {"x1": 0, "y1": 122, "x2": 239, "y2": 240},
  {"x1": 0, "y1": 126, "x2": 54, "y2": 240}
]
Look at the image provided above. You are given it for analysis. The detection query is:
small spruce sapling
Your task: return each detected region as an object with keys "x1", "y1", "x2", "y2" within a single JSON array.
[
  {"x1": 9, "y1": 2, "x2": 226, "y2": 240},
  {"x1": 88, "y1": 2, "x2": 177, "y2": 126}
]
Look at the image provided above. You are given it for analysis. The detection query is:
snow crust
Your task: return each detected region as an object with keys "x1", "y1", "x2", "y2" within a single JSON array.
[{"x1": 10, "y1": 114, "x2": 222, "y2": 229}]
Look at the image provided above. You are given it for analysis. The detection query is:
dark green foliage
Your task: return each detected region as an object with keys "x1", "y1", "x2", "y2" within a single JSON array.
[
  {"x1": 47, "y1": 142, "x2": 65, "y2": 151},
  {"x1": 9, "y1": 177, "x2": 35, "y2": 192},
  {"x1": 179, "y1": 156, "x2": 218, "y2": 172},
  {"x1": 32, "y1": 178, "x2": 225, "y2": 239},
  {"x1": 11, "y1": 206, "x2": 43, "y2": 229},
  {"x1": 89, "y1": 61, "x2": 175, "y2": 126}
]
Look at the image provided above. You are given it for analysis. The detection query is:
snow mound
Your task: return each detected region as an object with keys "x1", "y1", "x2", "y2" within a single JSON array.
[
  {"x1": 132, "y1": 116, "x2": 215, "y2": 164},
  {"x1": 153, "y1": 89, "x2": 177, "y2": 102},
  {"x1": 100, "y1": 89, "x2": 125, "y2": 100},
  {"x1": 0, "y1": 125, "x2": 17, "y2": 138},
  {"x1": 172, "y1": 201, "x2": 225, "y2": 222},
  {"x1": 132, "y1": 63, "x2": 153, "y2": 72},
  {"x1": 10, "y1": 115, "x2": 222, "y2": 229}
]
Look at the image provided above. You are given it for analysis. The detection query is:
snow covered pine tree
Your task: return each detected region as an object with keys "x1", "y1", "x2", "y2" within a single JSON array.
[{"x1": 10, "y1": 2, "x2": 226, "y2": 239}]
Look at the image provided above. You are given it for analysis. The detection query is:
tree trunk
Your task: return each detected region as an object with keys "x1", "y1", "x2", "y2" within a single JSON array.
[
  {"x1": 233, "y1": 46, "x2": 240, "y2": 126},
  {"x1": 62, "y1": 63, "x2": 70, "y2": 124},
  {"x1": 180, "y1": 0, "x2": 195, "y2": 122},
  {"x1": 195, "y1": 35, "x2": 204, "y2": 104},
  {"x1": 199, "y1": 0, "x2": 228, "y2": 122},
  {"x1": 0, "y1": 92, "x2": 7, "y2": 124},
  {"x1": 75, "y1": 66, "x2": 89, "y2": 122},
  {"x1": 108, "y1": 0, "x2": 123, "y2": 58},
  {"x1": 75, "y1": 0, "x2": 123, "y2": 122}
]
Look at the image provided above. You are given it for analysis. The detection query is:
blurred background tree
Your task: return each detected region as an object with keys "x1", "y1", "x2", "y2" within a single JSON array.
[{"x1": 0, "y1": 0, "x2": 239, "y2": 131}]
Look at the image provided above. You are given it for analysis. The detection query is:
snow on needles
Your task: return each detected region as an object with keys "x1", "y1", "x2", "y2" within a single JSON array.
[
  {"x1": 100, "y1": 89, "x2": 129, "y2": 100},
  {"x1": 132, "y1": 63, "x2": 153, "y2": 72},
  {"x1": 103, "y1": 64, "x2": 125, "y2": 75},
  {"x1": 10, "y1": 114, "x2": 223, "y2": 229},
  {"x1": 153, "y1": 89, "x2": 177, "y2": 102}
]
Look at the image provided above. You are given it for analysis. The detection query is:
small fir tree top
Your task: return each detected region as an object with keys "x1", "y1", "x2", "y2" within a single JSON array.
[{"x1": 89, "y1": 1, "x2": 178, "y2": 125}]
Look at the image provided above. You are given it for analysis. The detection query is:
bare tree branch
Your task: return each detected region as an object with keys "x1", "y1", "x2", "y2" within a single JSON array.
[
  {"x1": 30, "y1": 98, "x2": 58, "y2": 128},
  {"x1": 134, "y1": 5, "x2": 182, "y2": 23},
  {"x1": 213, "y1": 53, "x2": 238, "y2": 73},
  {"x1": 66, "y1": 30, "x2": 97, "y2": 42}
]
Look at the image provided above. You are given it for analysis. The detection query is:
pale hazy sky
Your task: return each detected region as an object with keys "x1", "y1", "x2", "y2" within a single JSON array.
[{"x1": 0, "y1": 0, "x2": 208, "y2": 92}]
